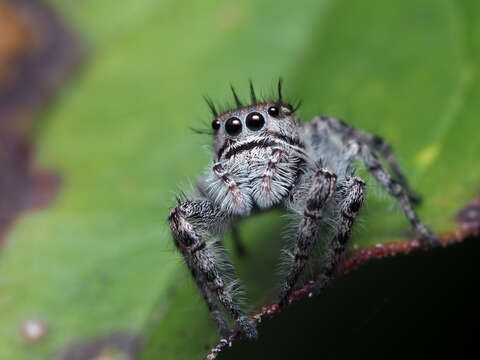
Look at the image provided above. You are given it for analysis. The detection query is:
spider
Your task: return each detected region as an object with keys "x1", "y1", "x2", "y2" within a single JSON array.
[{"x1": 168, "y1": 80, "x2": 436, "y2": 340}]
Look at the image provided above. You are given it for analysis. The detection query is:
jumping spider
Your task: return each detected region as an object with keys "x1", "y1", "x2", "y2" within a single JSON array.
[{"x1": 168, "y1": 80, "x2": 436, "y2": 340}]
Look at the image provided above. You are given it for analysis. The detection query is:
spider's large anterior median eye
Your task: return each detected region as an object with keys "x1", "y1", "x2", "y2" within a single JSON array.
[
  {"x1": 246, "y1": 112, "x2": 265, "y2": 131},
  {"x1": 225, "y1": 117, "x2": 242, "y2": 136},
  {"x1": 211, "y1": 120, "x2": 220, "y2": 131},
  {"x1": 268, "y1": 106, "x2": 279, "y2": 117}
]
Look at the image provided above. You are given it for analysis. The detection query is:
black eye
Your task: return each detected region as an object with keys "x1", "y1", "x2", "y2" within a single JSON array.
[
  {"x1": 211, "y1": 120, "x2": 220, "y2": 131},
  {"x1": 268, "y1": 106, "x2": 279, "y2": 117},
  {"x1": 225, "y1": 117, "x2": 242, "y2": 136},
  {"x1": 246, "y1": 112, "x2": 265, "y2": 131}
]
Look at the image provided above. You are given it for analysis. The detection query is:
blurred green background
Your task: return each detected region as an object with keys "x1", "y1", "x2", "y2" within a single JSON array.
[{"x1": 1, "y1": 0, "x2": 479, "y2": 359}]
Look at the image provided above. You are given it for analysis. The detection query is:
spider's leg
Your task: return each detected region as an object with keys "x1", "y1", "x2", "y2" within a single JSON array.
[
  {"x1": 168, "y1": 199, "x2": 257, "y2": 340},
  {"x1": 278, "y1": 168, "x2": 337, "y2": 308},
  {"x1": 315, "y1": 116, "x2": 421, "y2": 204},
  {"x1": 316, "y1": 176, "x2": 366, "y2": 293},
  {"x1": 190, "y1": 267, "x2": 229, "y2": 336},
  {"x1": 365, "y1": 134, "x2": 421, "y2": 204},
  {"x1": 359, "y1": 143, "x2": 437, "y2": 245}
]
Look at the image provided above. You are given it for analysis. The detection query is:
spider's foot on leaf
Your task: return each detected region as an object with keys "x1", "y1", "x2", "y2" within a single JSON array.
[
  {"x1": 235, "y1": 316, "x2": 258, "y2": 340},
  {"x1": 277, "y1": 285, "x2": 292, "y2": 309},
  {"x1": 416, "y1": 225, "x2": 438, "y2": 247}
]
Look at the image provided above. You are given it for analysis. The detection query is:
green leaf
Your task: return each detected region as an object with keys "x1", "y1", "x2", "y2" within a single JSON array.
[{"x1": 1, "y1": 0, "x2": 479, "y2": 359}]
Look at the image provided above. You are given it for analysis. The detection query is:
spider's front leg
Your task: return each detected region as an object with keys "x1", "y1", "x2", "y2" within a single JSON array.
[
  {"x1": 278, "y1": 167, "x2": 337, "y2": 307},
  {"x1": 316, "y1": 176, "x2": 366, "y2": 293},
  {"x1": 168, "y1": 199, "x2": 257, "y2": 340}
]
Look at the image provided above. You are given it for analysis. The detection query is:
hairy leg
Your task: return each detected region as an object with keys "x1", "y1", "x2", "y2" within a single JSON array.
[
  {"x1": 169, "y1": 199, "x2": 257, "y2": 339},
  {"x1": 278, "y1": 168, "x2": 337, "y2": 307},
  {"x1": 359, "y1": 144, "x2": 436, "y2": 245},
  {"x1": 314, "y1": 116, "x2": 421, "y2": 204},
  {"x1": 190, "y1": 268, "x2": 229, "y2": 336},
  {"x1": 316, "y1": 176, "x2": 366, "y2": 293}
]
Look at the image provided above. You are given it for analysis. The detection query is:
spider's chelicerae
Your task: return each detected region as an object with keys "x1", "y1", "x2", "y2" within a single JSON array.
[{"x1": 168, "y1": 80, "x2": 436, "y2": 340}]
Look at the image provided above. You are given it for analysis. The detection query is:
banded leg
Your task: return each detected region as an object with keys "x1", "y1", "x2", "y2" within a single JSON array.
[
  {"x1": 315, "y1": 116, "x2": 420, "y2": 204},
  {"x1": 366, "y1": 134, "x2": 421, "y2": 204},
  {"x1": 316, "y1": 176, "x2": 366, "y2": 292},
  {"x1": 168, "y1": 199, "x2": 257, "y2": 339},
  {"x1": 191, "y1": 268, "x2": 229, "y2": 336},
  {"x1": 359, "y1": 144, "x2": 436, "y2": 245},
  {"x1": 278, "y1": 168, "x2": 337, "y2": 307}
]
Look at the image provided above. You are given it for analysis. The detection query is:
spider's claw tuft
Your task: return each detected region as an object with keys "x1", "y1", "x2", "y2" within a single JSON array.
[
  {"x1": 417, "y1": 226, "x2": 438, "y2": 248},
  {"x1": 236, "y1": 316, "x2": 258, "y2": 341}
]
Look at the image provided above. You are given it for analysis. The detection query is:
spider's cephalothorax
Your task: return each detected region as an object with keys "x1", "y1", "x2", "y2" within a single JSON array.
[{"x1": 168, "y1": 80, "x2": 436, "y2": 340}]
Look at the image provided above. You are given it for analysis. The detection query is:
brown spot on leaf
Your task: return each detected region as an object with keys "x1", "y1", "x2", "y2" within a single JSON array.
[
  {"x1": 19, "y1": 318, "x2": 48, "y2": 343},
  {"x1": 0, "y1": 0, "x2": 83, "y2": 245},
  {"x1": 455, "y1": 196, "x2": 480, "y2": 237},
  {"x1": 53, "y1": 333, "x2": 143, "y2": 360}
]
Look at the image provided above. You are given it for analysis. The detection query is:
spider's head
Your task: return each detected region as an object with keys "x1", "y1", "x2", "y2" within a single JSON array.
[{"x1": 205, "y1": 80, "x2": 302, "y2": 156}]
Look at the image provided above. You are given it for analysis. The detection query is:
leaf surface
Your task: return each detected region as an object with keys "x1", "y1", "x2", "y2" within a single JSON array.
[{"x1": 0, "y1": 0, "x2": 479, "y2": 359}]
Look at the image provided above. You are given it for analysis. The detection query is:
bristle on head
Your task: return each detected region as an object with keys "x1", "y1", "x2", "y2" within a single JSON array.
[
  {"x1": 292, "y1": 100, "x2": 302, "y2": 113},
  {"x1": 277, "y1": 78, "x2": 283, "y2": 103},
  {"x1": 199, "y1": 79, "x2": 302, "y2": 124},
  {"x1": 230, "y1": 85, "x2": 243, "y2": 107},
  {"x1": 203, "y1": 96, "x2": 218, "y2": 117},
  {"x1": 249, "y1": 80, "x2": 257, "y2": 104}
]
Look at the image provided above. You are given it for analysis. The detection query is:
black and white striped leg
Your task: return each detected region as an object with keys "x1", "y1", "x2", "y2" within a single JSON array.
[
  {"x1": 315, "y1": 116, "x2": 421, "y2": 204},
  {"x1": 367, "y1": 134, "x2": 421, "y2": 204},
  {"x1": 278, "y1": 168, "x2": 337, "y2": 307},
  {"x1": 190, "y1": 268, "x2": 229, "y2": 336},
  {"x1": 316, "y1": 176, "x2": 366, "y2": 293},
  {"x1": 359, "y1": 144, "x2": 437, "y2": 246},
  {"x1": 168, "y1": 199, "x2": 257, "y2": 340}
]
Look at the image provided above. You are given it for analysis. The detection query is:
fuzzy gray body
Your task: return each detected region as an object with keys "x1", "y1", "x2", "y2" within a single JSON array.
[{"x1": 168, "y1": 82, "x2": 435, "y2": 341}]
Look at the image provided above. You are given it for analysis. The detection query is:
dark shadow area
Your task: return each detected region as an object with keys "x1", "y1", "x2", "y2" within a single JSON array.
[{"x1": 222, "y1": 236, "x2": 480, "y2": 360}]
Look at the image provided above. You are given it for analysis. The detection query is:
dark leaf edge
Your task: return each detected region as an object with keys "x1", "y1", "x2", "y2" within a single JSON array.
[{"x1": 204, "y1": 194, "x2": 480, "y2": 360}]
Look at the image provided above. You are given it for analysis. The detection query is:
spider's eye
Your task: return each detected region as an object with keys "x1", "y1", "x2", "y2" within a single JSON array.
[
  {"x1": 211, "y1": 120, "x2": 220, "y2": 131},
  {"x1": 212, "y1": 120, "x2": 220, "y2": 131},
  {"x1": 246, "y1": 112, "x2": 265, "y2": 131},
  {"x1": 268, "y1": 106, "x2": 279, "y2": 117},
  {"x1": 225, "y1": 117, "x2": 242, "y2": 136}
]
